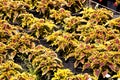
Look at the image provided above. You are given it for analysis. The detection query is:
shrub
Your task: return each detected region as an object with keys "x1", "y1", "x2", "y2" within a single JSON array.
[
  {"x1": 0, "y1": 0, "x2": 28, "y2": 23},
  {"x1": 19, "y1": 13, "x2": 56, "y2": 38},
  {"x1": 0, "y1": 60, "x2": 36, "y2": 80},
  {"x1": 52, "y1": 69, "x2": 92, "y2": 80},
  {"x1": 32, "y1": 50, "x2": 63, "y2": 79}
]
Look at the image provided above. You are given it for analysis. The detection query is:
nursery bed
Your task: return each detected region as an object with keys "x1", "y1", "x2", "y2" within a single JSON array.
[{"x1": 0, "y1": 0, "x2": 120, "y2": 80}]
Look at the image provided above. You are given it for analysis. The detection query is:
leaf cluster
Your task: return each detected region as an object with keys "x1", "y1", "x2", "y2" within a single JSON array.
[
  {"x1": 0, "y1": 0, "x2": 28, "y2": 22},
  {"x1": 52, "y1": 69, "x2": 92, "y2": 80},
  {"x1": 19, "y1": 13, "x2": 56, "y2": 38},
  {"x1": 0, "y1": 61, "x2": 36, "y2": 80},
  {"x1": 50, "y1": 8, "x2": 71, "y2": 24},
  {"x1": 45, "y1": 30, "x2": 79, "y2": 56},
  {"x1": 32, "y1": 49, "x2": 63, "y2": 78}
]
